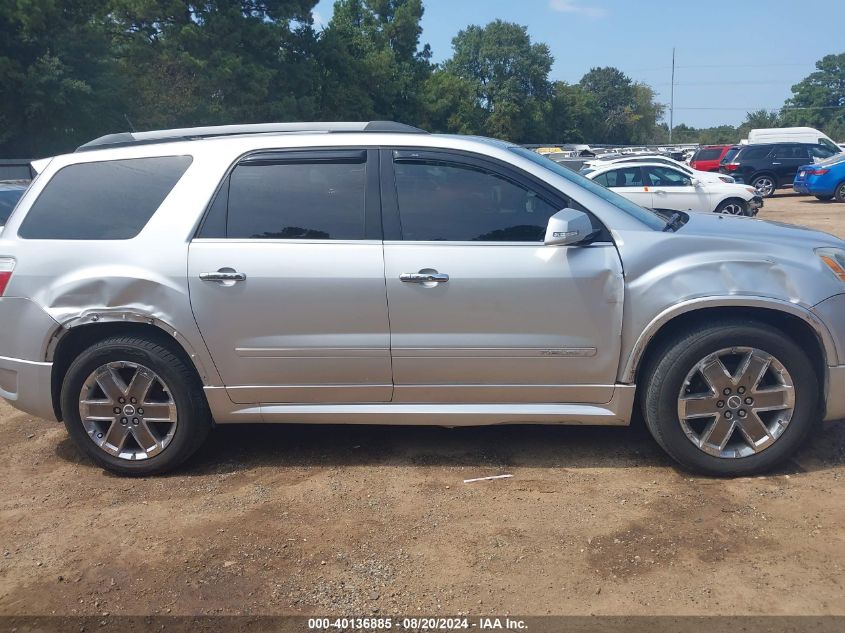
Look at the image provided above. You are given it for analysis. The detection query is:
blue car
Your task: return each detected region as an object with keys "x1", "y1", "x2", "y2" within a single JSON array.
[{"x1": 793, "y1": 153, "x2": 845, "y2": 201}]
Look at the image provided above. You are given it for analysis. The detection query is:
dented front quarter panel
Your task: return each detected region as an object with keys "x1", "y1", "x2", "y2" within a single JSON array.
[{"x1": 615, "y1": 213, "x2": 845, "y2": 383}]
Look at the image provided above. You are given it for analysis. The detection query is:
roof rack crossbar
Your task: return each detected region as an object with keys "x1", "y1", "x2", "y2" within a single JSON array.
[{"x1": 76, "y1": 121, "x2": 428, "y2": 152}]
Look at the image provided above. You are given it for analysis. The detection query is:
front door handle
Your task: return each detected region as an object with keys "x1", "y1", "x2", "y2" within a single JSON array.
[
  {"x1": 200, "y1": 271, "x2": 247, "y2": 282},
  {"x1": 399, "y1": 272, "x2": 449, "y2": 284}
]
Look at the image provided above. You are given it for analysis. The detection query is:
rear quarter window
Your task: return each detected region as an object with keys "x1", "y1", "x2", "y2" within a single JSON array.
[{"x1": 18, "y1": 156, "x2": 192, "y2": 240}]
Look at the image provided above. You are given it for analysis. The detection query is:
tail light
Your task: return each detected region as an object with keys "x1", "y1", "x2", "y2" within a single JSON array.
[
  {"x1": 0, "y1": 258, "x2": 15, "y2": 296},
  {"x1": 723, "y1": 163, "x2": 740, "y2": 172},
  {"x1": 807, "y1": 169, "x2": 829, "y2": 176}
]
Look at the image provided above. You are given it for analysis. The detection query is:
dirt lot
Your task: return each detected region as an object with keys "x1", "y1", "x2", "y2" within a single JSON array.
[{"x1": 1, "y1": 193, "x2": 845, "y2": 619}]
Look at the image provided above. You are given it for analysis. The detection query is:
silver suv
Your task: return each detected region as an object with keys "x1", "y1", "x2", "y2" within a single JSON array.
[{"x1": 2, "y1": 121, "x2": 845, "y2": 476}]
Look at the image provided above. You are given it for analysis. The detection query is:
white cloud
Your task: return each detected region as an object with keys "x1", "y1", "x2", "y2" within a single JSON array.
[
  {"x1": 548, "y1": 0, "x2": 608, "y2": 18},
  {"x1": 312, "y1": 11, "x2": 326, "y2": 29}
]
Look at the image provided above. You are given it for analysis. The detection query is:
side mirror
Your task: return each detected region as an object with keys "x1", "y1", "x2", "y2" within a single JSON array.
[
  {"x1": 544, "y1": 208, "x2": 599, "y2": 246},
  {"x1": 689, "y1": 177, "x2": 700, "y2": 187}
]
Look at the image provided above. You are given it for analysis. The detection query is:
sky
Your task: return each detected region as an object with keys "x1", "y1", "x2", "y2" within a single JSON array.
[{"x1": 311, "y1": 0, "x2": 845, "y2": 129}]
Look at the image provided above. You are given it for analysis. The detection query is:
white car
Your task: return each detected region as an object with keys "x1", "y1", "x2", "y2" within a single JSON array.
[
  {"x1": 581, "y1": 155, "x2": 735, "y2": 183},
  {"x1": 585, "y1": 162, "x2": 763, "y2": 216}
]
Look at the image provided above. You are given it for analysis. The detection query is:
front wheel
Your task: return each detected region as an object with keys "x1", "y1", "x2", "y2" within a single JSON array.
[
  {"x1": 641, "y1": 321, "x2": 819, "y2": 476},
  {"x1": 60, "y1": 336, "x2": 211, "y2": 476},
  {"x1": 715, "y1": 198, "x2": 749, "y2": 216},
  {"x1": 751, "y1": 175, "x2": 777, "y2": 198}
]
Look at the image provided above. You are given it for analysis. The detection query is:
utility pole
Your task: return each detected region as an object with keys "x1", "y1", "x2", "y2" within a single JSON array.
[{"x1": 669, "y1": 47, "x2": 675, "y2": 144}]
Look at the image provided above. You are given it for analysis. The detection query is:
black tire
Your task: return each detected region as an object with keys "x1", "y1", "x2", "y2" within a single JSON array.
[
  {"x1": 815, "y1": 194, "x2": 833, "y2": 201},
  {"x1": 751, "y1": 174, "x2": 777, "y2": 198},
  {"x1": 835, "y1": 181, "x2": 845, "y2": 203},
  {"x1": 641, "y1": 320, "x2": 819, "y2": 476},
  {"x1": 60, "y1": 336, "x2": 211, "y2": 475},
  {"x1": 714, "y1": 198, "x2": 749, "y2": 216}
]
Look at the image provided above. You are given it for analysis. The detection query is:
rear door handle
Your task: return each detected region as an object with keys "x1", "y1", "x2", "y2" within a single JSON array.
[
  {"x1": 200, "y1": 271, "x2": 246, "y2": 282},
  {"x1": 400, "y1": 272, "x2": 449, "y2": 284}
]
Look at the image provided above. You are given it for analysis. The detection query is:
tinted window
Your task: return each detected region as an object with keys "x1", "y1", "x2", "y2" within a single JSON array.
[
  {"x1": 694, "y1": 148, "x2": 722, "y2": 161},
  {"x1": 394, "y1": 160, "x2": 559, "y2": 241},
  {"x1": 226, "y1": 161, "x2": 366, "y2": 240},
  {"x1": 645, "y1": 166, "x2": 689, "y2": 187},
  {"x1": 773, "y1": 145, "x2": 809, "y2": 159},
  {"x1": 739, "y1": 146, "x2": 772, "y2": 160},
  {"x1": 19, "y1": 156, "x2": 191, "y2": 240},
  {"x1": 600, "y1": 166, "x2": 643, "y2": 188}
]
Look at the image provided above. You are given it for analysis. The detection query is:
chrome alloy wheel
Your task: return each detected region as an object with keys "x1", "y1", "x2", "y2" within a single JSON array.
[
  {"x1": 79, "y1": 361, "x2": 177, "y2": 460},
  {"x1": 753, "y1": 176, "x2": 775, "y2": 197},
  {"x1": 720, "y1": 202, "x2": 745, "y2": 215},
  {"x1": 677, "y1": 347, "x2": 795, "y2": 458}
]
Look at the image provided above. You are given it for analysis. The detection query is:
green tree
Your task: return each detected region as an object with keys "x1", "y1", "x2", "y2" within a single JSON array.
[
  {"x1": 444, "y1": 20, "x2": 552, "y2": 141},
  {"x1": 781, "y1": 53, "x2": 845, "y2": 139},
  {"x1": 0, "y1": 0, "x2": 124, "y2": 156},
  {"x1": 543, "y1": 81, "x2": 600, "y2": 143},
  {"x1": 109, "y1": 0, "x2": 320, "y2": 129},
  {"x1": 737, "y1": 108, "x2": 780, "y2": 139},
  {"x1": 317, "y1": 0, "x2": 431, "y2": 122},
  {"x1": 578, "y1": 66, "x2": 636, "y2": 143}
]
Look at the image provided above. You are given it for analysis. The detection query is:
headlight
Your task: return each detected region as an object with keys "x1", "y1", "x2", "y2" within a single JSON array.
[
  {"x1": 745, "y1": 187, "x2": 757, "y2": 195},
  {"x1": 817, "y1": 247, "x2": 845, "y2": 283},
  {"x1": 719, "y1": 175, "x2": 735, "y2": 183}
]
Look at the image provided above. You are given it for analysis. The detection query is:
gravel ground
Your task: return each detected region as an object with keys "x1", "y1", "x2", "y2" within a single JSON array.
[{"x1": 1, "y1": 192, "x2": 844, "y2": 618}]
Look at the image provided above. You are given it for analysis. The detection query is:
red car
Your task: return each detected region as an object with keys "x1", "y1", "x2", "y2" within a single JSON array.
[{"x1": 690, "y1": 145, "x2": 732, "y2": 172}]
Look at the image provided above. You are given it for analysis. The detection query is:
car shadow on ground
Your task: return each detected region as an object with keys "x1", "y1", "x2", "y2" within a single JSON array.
[{"x1": 53, "y1": 417, "x2": 845, "y2": 478}]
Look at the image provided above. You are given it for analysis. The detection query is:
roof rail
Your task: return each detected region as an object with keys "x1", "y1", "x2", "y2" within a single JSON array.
[{"x1": 76, "y1": 120, "x2": 428, "y2": 152}]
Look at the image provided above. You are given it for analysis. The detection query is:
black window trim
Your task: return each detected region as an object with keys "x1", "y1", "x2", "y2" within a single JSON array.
[
  {"x1": 193, "y1": 147, "x2": 382, "y2": 241},
  {"x1": 379, "y1": 147, "x2": 610, "y2": 243}
]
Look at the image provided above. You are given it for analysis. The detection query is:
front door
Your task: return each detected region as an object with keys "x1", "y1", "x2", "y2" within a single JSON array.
[
  {"x1": 188, "y1": 149, "x2": 392, "y2": 404},
  {"x1": 643, "y1": 165, "x2": 711, "y2": 212},
  {"x1": 771, "y1": 144, "x2": 811, "y2": 186},
  {"x1": 380, "y1": 149, "x2": 625, "y2": 404}
]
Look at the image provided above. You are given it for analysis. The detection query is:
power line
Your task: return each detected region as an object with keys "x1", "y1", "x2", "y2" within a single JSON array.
[{"x1": 673, "y1": 105, "x2": 844, "y2": 111}]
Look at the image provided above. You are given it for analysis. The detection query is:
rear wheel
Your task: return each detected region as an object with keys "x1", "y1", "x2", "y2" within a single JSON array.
[
  {"x1": 60, "y1": 336, "x2": 211, "y2": 475},
  {"x1": 715, "y1": 198, "x2": 749, "y2": 216},
  {"x1": 835, "y1": 181, "x2": 845, "y2": 203},
  {"x1": 641, "y1": 320, "x2": 819, "y2": 476},
  {"x1": 751, "y1": 175, "x2": 777, "y2": 198}
]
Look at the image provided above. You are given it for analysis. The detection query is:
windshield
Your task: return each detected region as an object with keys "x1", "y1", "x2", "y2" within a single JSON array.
[{"x1": 509, "y1": 147, "x2": 666, "y2": 230}]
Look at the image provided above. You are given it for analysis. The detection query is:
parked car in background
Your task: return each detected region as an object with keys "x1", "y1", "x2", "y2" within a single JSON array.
[
  {"x1": 580, "y1": 155, "x2": 735, "y2": 183},
  {"x1": 0, "y1": 180, "x2": 30, "y2": 225},
  {"x1": 585, "y1": 162, "x2": 762, "y2": 215},
  {"x1": 748, "y1": 127, "x2": 840, "y2": 154},
  {"x1": 793, "y1": 153, "x2": 845, "y2": 202},
  {"x1": 720, "y1": 142, "x2": 839, "y2": 197},
  {"x1": 690, "y1": 145, "x2": 732, "y2": 172}
]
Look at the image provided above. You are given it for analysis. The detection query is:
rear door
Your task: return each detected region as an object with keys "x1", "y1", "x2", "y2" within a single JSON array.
[
  {"x1": 188, "y1": 148, "x2": 393, "y2": 404},
  {"x1": 592, "y1": 166, "x2": 654, "y2": 208}
]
